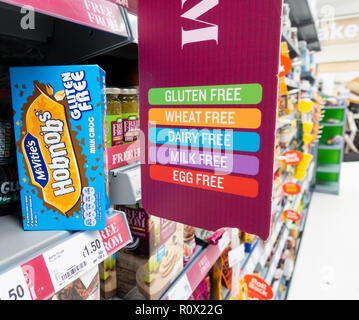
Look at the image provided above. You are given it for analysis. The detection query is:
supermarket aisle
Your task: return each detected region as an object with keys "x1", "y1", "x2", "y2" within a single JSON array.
[{"x1": 288, "y1": 162, "x2": 359, "y2": 300}]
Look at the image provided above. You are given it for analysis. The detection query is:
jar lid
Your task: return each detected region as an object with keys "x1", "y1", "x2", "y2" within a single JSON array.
[
  {"x1": 106, "y1": 87, "x2": 122, "y2": 95},
  {"x1": 118, "y1": 88, "x2": 138, "y2": 95}
]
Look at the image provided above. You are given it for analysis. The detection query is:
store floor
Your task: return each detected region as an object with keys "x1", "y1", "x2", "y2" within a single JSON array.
[{"x1": 287, "y1": 162, "x2": 359, "y2": 300}]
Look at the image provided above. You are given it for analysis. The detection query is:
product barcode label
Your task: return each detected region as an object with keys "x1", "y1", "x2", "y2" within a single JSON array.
[{"x1": 60, "y1": 261, "x2": 88, "y2": 282}]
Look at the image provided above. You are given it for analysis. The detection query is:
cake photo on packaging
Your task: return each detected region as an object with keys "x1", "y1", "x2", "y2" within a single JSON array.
[
  {"x1": 116, "y1": 205, "x2": 183, "y2": 300},
  {"x1": 9, "y1": 65, "x2": 109, "y2": 230}
]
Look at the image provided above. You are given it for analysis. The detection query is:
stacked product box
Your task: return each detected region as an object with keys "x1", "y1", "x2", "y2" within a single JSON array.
[
  {"x1": 116, "y1": 204, "x2": 184, "y2": 300},
  {"x1": 9, "y1": 65, "x2": 109, "y2": 230}
]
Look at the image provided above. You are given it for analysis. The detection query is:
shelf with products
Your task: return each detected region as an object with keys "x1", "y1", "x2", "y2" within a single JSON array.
[
  {"x1": 315, "y1": 96, "x2": 346, "y2": 195},
  {"x1": 0, "y1": 210, "x2": 132, "y2": 300},
  {"x1": 285, "y1": 77, "x2": 300, "y2": 90},
  {"x1": 264, "y1": 228, "x2": 289, "y2": 287},
  {"x1": 281, "y1": 33, "x2": 301, "y2": 59},
  {"x1": 301, "y1": 71, "x2": 316, "y2": 85},
  {"x1": 318, "y1": 141, "x2": 344, "y2": 150},
  {"x1": 0, "y1": 0, "x2": 142, "y2": 301},
  {"x1": 283, "y1": 0, "x2": 321, "y2": 52},
  {"x1": 161, "y1": 229, "x2": 231, "y2": 300},
  {"x1": 0, "y1": 0, "x2": 322, "y2": 302}
]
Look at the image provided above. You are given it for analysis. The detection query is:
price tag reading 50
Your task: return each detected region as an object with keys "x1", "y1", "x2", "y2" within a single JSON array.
[{"x1": 0, "y1": 267, "x2": 31, "y2": 300}]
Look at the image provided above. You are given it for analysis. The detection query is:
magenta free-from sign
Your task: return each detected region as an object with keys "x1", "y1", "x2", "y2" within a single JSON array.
[{"x1": 138, "y1": 0, "x2": 282, "y2": 239}]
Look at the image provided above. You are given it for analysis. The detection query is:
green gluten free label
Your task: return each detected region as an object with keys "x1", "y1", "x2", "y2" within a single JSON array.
[{"x1": 148, "y1": 84, "x2": 262, "y2": 105}]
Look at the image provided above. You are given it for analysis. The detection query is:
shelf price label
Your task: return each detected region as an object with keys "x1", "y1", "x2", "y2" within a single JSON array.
[
  {"x1": 167, "y1": 274, "x2": 192, "y2": 300},
  {"x1": 283, "y1": 209, "x2": 301, "y2": 222},
  {"x1": 279, "y1": 150, "x2": 303, "y2": 165},
  {"x1": 0, "y1": 267, "x2": 32, "y2": 300},
  {"x1": 218, "y1": 231, "x2": 231, "y2": 253},
  {"x1": 42, "y1": 231, "x2": 106, "y2": 293},
  {"x1": 283, "y1": 182, "x2": 301, "y2": 195},
  {"x1": 228, "y1": 245, "x2": 245, "y2": 268},
  {"x1": 244, "y1": 275, "x2": 273, "y2": 300}
]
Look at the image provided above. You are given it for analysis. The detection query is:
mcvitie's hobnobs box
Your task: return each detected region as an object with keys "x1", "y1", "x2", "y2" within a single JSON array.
[{"x1": 10, "y1": 65, "x2": 109, "y2": 230}]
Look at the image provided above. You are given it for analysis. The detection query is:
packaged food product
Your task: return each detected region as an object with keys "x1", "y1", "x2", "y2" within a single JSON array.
[
  {"x1": 51, "y1": 266, "x2": 100, "y2": 300},
  {"x1": 116, "y1": 204, "x2": 183, "y2": 300},
  {"x1": 0, "y1": 89, "x2": 20, "y2": 216},
  {"x1": 99, "y1": 253, "x2": 117, "y2": 299},
  {"x1": 119, "y1": 88, "x2": 139, "y2": 143},
  {"x1": 210, "y1": 246, "x2": 232, "y2": 300},
  {"x1": 189, "y1": 275, "x2": 209, "y2": 300},
  {"x1": 183, "y1": 224, "x2": 197, "y2": 265},
  {"x1": 106, "y1": 88, "x2": 123, "y2": 147},
  {"x1": 10, "y1": 65, "x2": 109, "y2": 230}
]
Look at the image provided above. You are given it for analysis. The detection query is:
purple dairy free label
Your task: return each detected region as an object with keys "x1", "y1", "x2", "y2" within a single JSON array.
[{"x1": 139, "y1": 0, "x2": 283, "y2": 239}]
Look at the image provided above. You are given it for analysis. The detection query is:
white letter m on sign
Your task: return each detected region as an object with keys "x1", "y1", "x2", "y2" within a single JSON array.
[{"x1": 181, "y1": 0, "x2": 219, "y2": 48}]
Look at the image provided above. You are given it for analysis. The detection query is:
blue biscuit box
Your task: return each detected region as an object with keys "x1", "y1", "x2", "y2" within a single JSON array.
[{"x1": 10, "y1": 65, "x2": 109, "y2": 230}]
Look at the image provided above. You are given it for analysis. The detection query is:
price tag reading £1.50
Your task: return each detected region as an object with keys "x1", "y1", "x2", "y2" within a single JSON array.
[
  {"x1": 0, "y1": 267, "x2": 32, "y2": 300},
  {"x1": 43, "y1": 231, "x2": 107, "y2": 293}
]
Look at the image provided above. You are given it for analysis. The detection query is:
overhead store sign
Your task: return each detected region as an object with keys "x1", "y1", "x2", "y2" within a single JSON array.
[
  {"x1": 2, "y1": 0, "x2": 128, "y2": 36},
  {"x1": 318, "y1": 17, "x2": 359, "y2": 46},
  {"x1": 138, "y1": 0, "x2": 282, "y2": 239}
]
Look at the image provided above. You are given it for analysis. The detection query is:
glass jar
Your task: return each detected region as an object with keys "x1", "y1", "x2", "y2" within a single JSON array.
[
  {"x1": 106, "y1": 88, "x2": 123, "y2": 147},
  {"x1": 119, "y1": 88, "x2": 139, "y2": 144}
]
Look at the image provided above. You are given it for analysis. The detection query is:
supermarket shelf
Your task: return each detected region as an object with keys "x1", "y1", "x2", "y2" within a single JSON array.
[
  {"x1": 321, "y1": 122, "x2": 344, "y2": 127},
  {"x1": 161, "y1": 229, "x2": 231, "y2": 300},
  {"x1": 277, "y1": 113, "x2": 296, "y2": 130},
  {"x1": 110, "y1": 162, "x2": 141, "y2": 205},
  {"x1": 281, "y1": 33, "x2": 301, "y2": 58},
  {"x1": 285, "y1": 77, "x2": 300, "y2": 90},
  {"x1": 316, "y1": 163, "x2": 341, "y2": 173},
  {"x1": 0, "y1": 1, "x2": 133, "y2": 65},
  {"x1": 0, "y1": 214, "x2": 69, "y2": 272},
  {"x1": 264, "y1": 228, "x2": 289, "y2": 286},
  {"x1": 301, "y1": 71, "x2": 316, "y2": 84},
  {"x1": 258, "y1": 217, "x2": 283, "y2": 267},
  {"x1": 284, "y1": 0, "x2": 321, "y2": 51},
  {"x1": 322, "y1": 105, "x2": 346, "y2": 110},
  {"x1": 240, "y1": 239, "x2": 263, "y2": 276},
  {"x1": 0, "y1": 0, "x2": 129, "y2": 37},
  {"x1": 300, "y1": 83, "x2": 311, "y2": 92},
  {"x1": 0, "y1": 211, "x2": 132, "y2": 300},
  {"x1": 318, "y1": 141, "x2": 344, "y2": 150},
  {"x1": 315, "y1": 180, "x2": 339, "y2": 195}
]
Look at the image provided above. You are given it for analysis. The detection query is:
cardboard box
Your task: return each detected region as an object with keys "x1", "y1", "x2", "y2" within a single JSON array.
[
  {"x1": 99, "y1": 253, "x2": 117, "y2": 299},
  {"x1": 51, "y1": 266, "x2": 100, "y2": 300},
  {"x1": 116, "y1": 205, "x2": 183, "y2": 300},
  {"x1": 9, "y1": 65, "x2": 109, "y2": 230}
]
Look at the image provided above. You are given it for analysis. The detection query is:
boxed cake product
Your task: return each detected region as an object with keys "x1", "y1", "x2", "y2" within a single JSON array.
[
  {"x1": 116, "y1": 204, "x2": 183, "y2": 300},
  {"x1": 9, "y1": 65, "x2": 109, "y2": 230},
  {"x1": 183, "y1": 224, "x2": 196, "y2": 265},
  {"x1": 51, "y1": 266, "x2": 100, "y2": 300},
  {"x1": 99, "y1": 253, "x2": 117, "y2": 299}
]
